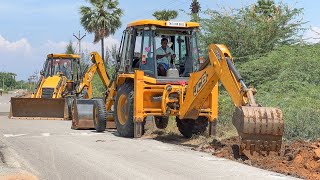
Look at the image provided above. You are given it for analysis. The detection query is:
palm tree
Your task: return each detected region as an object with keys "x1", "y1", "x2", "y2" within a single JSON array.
[
  {"x1": 80, "y1": 0, "x2": 123, "y2": 61},
  {"x1": 152, "y1": 10, "x2": 178, "y2": 21},
  {"x1": 190, "y1": 0, "x2": 201, "y2": 22}
]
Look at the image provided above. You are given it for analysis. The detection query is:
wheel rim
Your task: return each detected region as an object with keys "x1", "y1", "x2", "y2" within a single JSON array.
[{"x1": 117, "y1": 94, "x2": 128, "y2": 125}]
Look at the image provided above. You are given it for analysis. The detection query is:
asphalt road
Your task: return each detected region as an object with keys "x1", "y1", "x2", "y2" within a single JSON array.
[{"x1": 0, "y1": 92, "x2": 296, "y2": 180}]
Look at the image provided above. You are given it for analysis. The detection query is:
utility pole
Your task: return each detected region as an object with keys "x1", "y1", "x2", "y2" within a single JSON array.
[{"x1": 73, "y1": 31, "x2": 86, "y2": 55}]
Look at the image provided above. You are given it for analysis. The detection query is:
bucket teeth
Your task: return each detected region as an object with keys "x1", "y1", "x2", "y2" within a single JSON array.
[{"x1": 233, "y1": 106, "x2": 284, "y2": 155}]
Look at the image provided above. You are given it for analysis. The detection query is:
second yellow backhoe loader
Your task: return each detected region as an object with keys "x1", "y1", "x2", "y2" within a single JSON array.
[
  {"x1": 85, "y1": 20, "x2": 285, "y2": 155},
  {"x1": 9, "y1": 54, "x2": 84, "y2": 120},
  {"x1": 9, "y1": 52, "x2": 114, "y2": 130}
]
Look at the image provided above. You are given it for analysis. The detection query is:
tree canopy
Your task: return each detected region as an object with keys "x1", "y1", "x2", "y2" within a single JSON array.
[
  {"x1": 65, "y1": 41, "x2": 76, "y2": 54},
  {"x1": 80, "y1": 0, "x2": 123, "y2": 61},
  {"x1": 0, "y1": 72, "x2": 17, "y2": 90},
  {"x1": 152, "y1": 10, "x2": 178, "y2": 21},
  {"x1": 200, "y1": 0, "x2": 304, "y2": 59}
]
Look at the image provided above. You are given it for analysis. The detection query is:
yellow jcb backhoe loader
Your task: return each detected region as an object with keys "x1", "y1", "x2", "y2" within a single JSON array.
[
  {"x1": 9, "y1": 54, "x2": 86, "y2": 120},
  {"x1": 86, "y1": 20, "x2": 284, "y2": 154}
]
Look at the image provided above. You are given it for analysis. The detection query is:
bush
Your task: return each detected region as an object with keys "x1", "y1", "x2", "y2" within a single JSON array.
[{"x1": 235, "y1": 44, "x2": 320, "y2": 140}]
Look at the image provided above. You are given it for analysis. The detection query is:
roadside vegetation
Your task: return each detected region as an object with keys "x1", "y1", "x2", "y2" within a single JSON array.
[
  {"x1": 0, "y1": 72, "x2": 30, "y2": 92},
  {"x1": 218, "y1": 44, "x2": 320, "y2": 140},
  {"x1": 197, "y1": 0, "x2": 319, "y2": 140}
]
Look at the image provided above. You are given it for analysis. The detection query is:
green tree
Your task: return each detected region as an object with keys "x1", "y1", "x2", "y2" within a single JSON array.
[
  {"x1": 152, "y1": 10, "x2": 178, "y2": 21},
  {"x1": 15, "y1": 80, "x2": 29, "y2": 90},
  {"x1": 65, "y1": 41, "x2": 75, "y2": 54},
  {"x1": 105, "y1": 44, "x2": 118, "y2": 76},
  {"x1": 0, "y1": 72, "x2": 17, "y2": 90},
  {"x1": 80, "y1": 0, "x2": 123, "y2": 61},
  {"x1": 200, "y1": 0, "x2": 304, "y2": 59},
  {"x1": 105, "y1": 44, "x2": 118, "y2": 64}
]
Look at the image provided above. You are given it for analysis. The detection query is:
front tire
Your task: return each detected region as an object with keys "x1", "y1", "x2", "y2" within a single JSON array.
[
  {"x1": 176, "y1": 116, "x2": 208, "y2": 138},
  {"x1": 114, "y1": 82, "x2": 135, "y2": 137}
]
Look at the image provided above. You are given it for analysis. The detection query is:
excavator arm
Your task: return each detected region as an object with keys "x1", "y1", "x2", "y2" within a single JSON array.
[
  {"x1": 180, "y1": 44, "x2": 284, "y2": 154},
  {"x1": 76, "y1": 52, "x2": 110, "y2": 98}
]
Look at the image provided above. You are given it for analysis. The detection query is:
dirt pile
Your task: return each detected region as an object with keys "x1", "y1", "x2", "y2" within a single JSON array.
[
  {"x1": 145, "y1": 120, "x2": 320, "y2": 179},
  {"x1": 14, "y1": 91, "x2": 31, "y2": 98},
  {"x1": 206, "y1": 137, "x2": 320, "y2": 179}
]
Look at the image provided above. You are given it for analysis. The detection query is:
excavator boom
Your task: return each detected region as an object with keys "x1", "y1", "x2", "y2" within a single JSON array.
[{"x1": 180, "y1": 44, "x2": 284, "y2": 154}]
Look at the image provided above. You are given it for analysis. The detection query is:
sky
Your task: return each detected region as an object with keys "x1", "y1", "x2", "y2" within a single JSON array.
[{"x1": 0, "y1": 0, "x2": 319, "y2": 80}]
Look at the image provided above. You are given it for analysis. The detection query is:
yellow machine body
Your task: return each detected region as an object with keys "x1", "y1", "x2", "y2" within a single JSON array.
[
  {"x1": 88, "y1": 19, "x2": 284, "y2": 155},
  {"x1": 10, "y1": 54, "x2": 82, "y2": 120}
]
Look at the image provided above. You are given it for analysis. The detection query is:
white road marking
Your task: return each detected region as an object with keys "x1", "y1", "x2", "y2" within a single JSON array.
[
  {"x1": 69, "y1": 132, "x2": 97, "y2": 136},
  {"x1": 3, "y1": 132, "x2": 103, "y2": 138},
  {"x1": 3, "y1": 134, "x2": 27, "y2": 137},
  {"x1": 41, "y1": 133, "x2": 50, "y2": 136}
]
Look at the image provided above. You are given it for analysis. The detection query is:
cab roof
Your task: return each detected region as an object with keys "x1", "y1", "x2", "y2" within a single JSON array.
[
  {"x1": 127, "y1": 19, "x2": 199, "y2": 28},
  {"x1": 47, "y1": 54, "x2": 80, "y2": 59}
]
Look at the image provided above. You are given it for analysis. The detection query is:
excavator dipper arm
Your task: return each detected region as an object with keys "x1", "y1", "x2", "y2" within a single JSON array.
[{"x1": 76, "y1": 52, "x2": 110, "y2": 98}]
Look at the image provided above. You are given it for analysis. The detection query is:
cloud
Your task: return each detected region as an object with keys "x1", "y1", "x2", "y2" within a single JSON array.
[
  {"x1": 303, "y1": 26, "x2": 320, "y2": 43},
  {"x1": 0, "y1": 35, "x2": 32, "y2": 54},
  {"x1": 0, "y1": 34, "x2": 120, "y2": 80},
  {"x1": 0, "y1": 35, "x2": 35, "y2": 79}
]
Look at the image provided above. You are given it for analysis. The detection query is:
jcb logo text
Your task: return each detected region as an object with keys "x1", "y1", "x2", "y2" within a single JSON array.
[{"x1": 193, "y1": 72, "x2": 208, "y2": 96}]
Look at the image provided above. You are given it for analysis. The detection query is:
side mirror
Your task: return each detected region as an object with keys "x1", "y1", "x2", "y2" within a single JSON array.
[{"x1": 40, "y1": 70, "x2": 44, "y2": 76}]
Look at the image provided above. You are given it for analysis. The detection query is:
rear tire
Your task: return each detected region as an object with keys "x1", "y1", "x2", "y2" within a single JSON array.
[
  {"x1": 176, "y1": 116, "x2": 208, "y2": 138},
  {"x1": 114, "y1": 82, "x2": 135, "y2": 137},
  {"x1": 93, "y1": 99, "x2": 107, "y2": 132},
  {"x1": 154, "y1": 116, "x2": 169, "y2": 129}
]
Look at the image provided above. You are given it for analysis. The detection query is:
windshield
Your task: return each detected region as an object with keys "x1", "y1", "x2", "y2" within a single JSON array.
[
  {"x1": 154, "y1": 28, "x2": 200, "y2": 77},
  {"x1": 43, "y1": 58, "x2": 73, "y2": 79},
  {"x1": 128, "y1": 27, "x2": 201, "y2": 78}
]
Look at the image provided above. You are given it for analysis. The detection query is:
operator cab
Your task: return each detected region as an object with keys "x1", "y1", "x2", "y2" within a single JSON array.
[
  {"x1": 117, "y1": 20, "x2": 202, "y2": 82},
  {"x1": 42, "y1": 54, "x2": 81, "y2": 81}
]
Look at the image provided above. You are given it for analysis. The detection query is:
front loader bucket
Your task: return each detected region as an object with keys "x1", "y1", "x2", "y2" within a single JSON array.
[
  {"x1": 9, "y1": 97, "x2": 66, "y2": 120},
  {"x1": 71, "y1": 99, "x2": 95, "y2": 130},
  {"x1": 232, "y1": 106, "x2": 284, "y2": 154}
]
